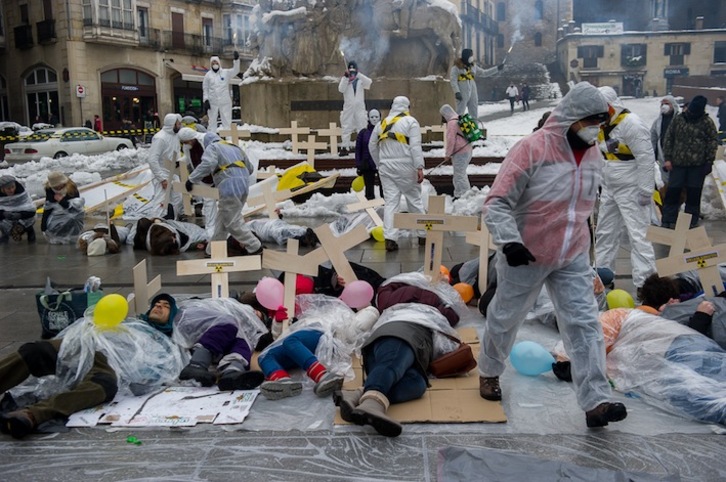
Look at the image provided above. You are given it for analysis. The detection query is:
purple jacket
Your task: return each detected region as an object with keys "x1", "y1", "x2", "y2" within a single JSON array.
[{"x1": 355, "y1": 124, "x2": 377, "y2": 171}]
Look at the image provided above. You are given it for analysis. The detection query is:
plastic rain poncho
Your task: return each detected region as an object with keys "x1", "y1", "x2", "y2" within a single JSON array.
[
  {"x1": 379, "y1": 271, "x2": 472, "y2": 323},
  {"x1": 55, "y1": 310, "x2": 188, "y2": 396},
  {"x1": 370, "y1": 302, "x2": 462, "y2": 358},
  {"x1": 190, "y1": 133, "x2": 260, "y2": 254},
  {"x1": 173, "y1": 297, "x2": 268, "y2": 351},
  {"x1": 480, "y1": 82, "x2": 614, "y2": 412},
  {"x1": 661, "y1": 296, "x2": 726, "y2": 350},
  {"x1": 605, "y1": 309, "x2": 726, "y2": 426},
  {"x1": 594, "y1": 86, "x2": 656, "y2": 288},
  {"x1": 43, "y1": 197, "x2": 85, "y2": 244},
  {"x1": 329, "y1": 211, "x2": 380, "y2": 237},
  {"x1": 368, "y1": 96, "x2": 426, "y2": 241},
  {"x1": 247, "y1": 218, "x2": 307, "y2": 246},
  {"x1": 259, "y1": 295, "x2": 362, "y2": 380},
  {"x1": 0, "y1": 182, "x2": 36, "y2": 236},
  {"x1": 145, "y1": 219, "x2": 208, "y2": 253}
]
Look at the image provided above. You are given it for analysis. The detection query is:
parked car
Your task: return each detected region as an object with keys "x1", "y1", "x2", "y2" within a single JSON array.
[{"x1": 3, "y1": 127, "x2": 133, "y2": 163}]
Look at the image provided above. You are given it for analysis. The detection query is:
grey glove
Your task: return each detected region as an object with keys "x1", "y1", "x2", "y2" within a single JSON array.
[
  {"x1": 455, "y1": 92, "x2": 463, "y2": 101},
  {"x1": 637, "y1": 192, "x2": 651, "y2": 206}
]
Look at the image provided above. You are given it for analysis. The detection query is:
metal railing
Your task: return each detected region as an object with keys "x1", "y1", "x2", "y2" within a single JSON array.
[{"x1": 37, "y1": 19, "x2": 56, "y2": 44}]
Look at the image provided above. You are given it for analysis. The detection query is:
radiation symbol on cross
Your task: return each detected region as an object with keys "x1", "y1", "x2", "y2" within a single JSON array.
[
  {"x1": 697, "y1": 259, "x2": 707, "y2": 268},
  {"x1": 424, "y1": 221, "x2": 434, "y2": 230}
]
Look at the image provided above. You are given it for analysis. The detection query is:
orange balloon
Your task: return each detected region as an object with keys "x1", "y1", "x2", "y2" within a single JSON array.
[{"x1": 453, "y1": 283, "x2": 475, "y2": 304}]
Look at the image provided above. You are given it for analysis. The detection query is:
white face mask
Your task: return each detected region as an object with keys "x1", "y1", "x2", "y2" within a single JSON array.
[
  {"x1": 576, "y1": 125, "x2": 600, "y2": 145},
  {"x1": 660, "y1": 104, "x2": 672, "y2": 114},
  {"x1": 468, "y1": 56, "x2": 474, "y2": 64},
  {"x1": 212, "y1": 64, "x2": 220, "y2": 72},
  {"x1": 368, "y1": 112, "x2": 381, "y2": 124}
]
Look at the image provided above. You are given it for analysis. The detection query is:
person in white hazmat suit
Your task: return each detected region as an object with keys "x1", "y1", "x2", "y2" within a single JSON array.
[
  {"x1": 203, "y1": 52, "x2": 240, "y2": 134},
  {"x1": 146, "y1": 113, "x2": 184, "y2": 220},
  {"x1": 185, "y1": 132, "x2": 262, "y2": 256},
  {"x1": 368, "y1": 96, "x2": 425, "y2": 252},
  {"x1": 338, "y1": 61, "x2": 372, "y2": 152},
  {"x1": 479, "y1": 82, "x2": 628, "y2": 428},
  {"x1": 178, "y1": 127, "x2": 218, "y2": 238},
  {"x1": 594, "y1": 86, "x2": 657, "y2": 293},
  {"x1": 449, "y1": 48, "x2": 502, "y2": 117}
]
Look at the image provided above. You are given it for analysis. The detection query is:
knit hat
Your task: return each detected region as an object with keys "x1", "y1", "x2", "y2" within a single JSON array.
[
  {"x1": 141, "y1": 293, "x2": 178, "y2": 336},
  {"x1": 47, "y1": 171, "x2": 69, "y2": 189},
  {"x1": 0, "y1": 175, "x2": 15, "y2": 188},
  {"x1": 687, "y1": 95, "x2": 707, "y2": 118},
  {"x1": 86, "y1": 238, "x2": 107, "y2": 256}
]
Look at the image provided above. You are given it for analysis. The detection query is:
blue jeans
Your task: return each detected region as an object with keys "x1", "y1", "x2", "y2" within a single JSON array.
[
  {"x1": 363, "y1": 337, "x2": 427, "y2": 404},
  {"x1": 258, "y1": 329, "x2": 323, "y2": 377}
]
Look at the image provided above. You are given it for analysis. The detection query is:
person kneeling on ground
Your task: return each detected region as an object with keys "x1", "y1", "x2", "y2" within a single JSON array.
[{"x1": 0, "y1": 175, "x2": 36, "y2": 244}]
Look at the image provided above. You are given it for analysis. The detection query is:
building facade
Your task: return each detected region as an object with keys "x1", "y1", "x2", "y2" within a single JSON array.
[
  {"x1": 0, "y1": 0, "x2": 255, "y2": 130},
  {"x1": 448, "y1": 0, "x2": 499, "y2": 66},
  {"x1": 557, "y1": 24, "x2": 726, "y2": 97}
]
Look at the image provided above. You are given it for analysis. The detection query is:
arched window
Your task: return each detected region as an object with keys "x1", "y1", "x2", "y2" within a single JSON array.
[
  {"x1": 25, "y1": 66, "x2": 59, "y2": 125},
  {"x1": 534, "y1": 32, "x2": 543, "y2": 47},
  {"x1": 100, "y1": 67, "x2": 157, "y2": 131},
  {"x1": 534, "y1": 1, "x2": 544, "y2": 21}
]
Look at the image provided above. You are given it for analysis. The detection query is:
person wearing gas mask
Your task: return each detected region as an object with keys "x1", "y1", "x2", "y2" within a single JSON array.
[
  {"x1": 203, "y1": 52, "x2": 240, "y2": 134},
  {"x1": 449, "y1": 48, "x2": 502, "y2": 118},
  {"x1": 479, "y1": 82, "x2": 628, "y2": 429},
  {"x1": 338, "y1": 60, "x2": 373, "y2": 154},
  {"x1": 355, "y1": 109, "x2": 383, "y2": 200},
  {"x1": 594, "y1": 86, "x2": 657, "y2": 297}
]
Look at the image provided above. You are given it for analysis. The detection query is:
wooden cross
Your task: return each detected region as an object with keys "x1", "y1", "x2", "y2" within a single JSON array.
[
  {"x1": 647, "y1": 212, "x2": 726, "y2": 297},
  {"x1": 394, "y1": 196, "x2": 478, "y2": 282},
  {"x1": 171, "y1": 161, "x2": 219, "y2": 217},
  {"x1": 261, "y1": 239, "x2": 320, "y2": 333},
  {"x1": 305, "y1": 223, "x2": 370, "y2": 283},
  {"x1": 316, "y1": 122, "x2": 342, "y2": 155},
  {"x1": 465, "y1": 215, "x2": 494, "y2": 295},
  {"x1": 278, "y1": 121, "x2": 310, "y2": 154},
  {"x1": 127, "y1": 259, "x2": 162, "y2": 315},
  {"x1": 297, "y1": 135, "x2": 327, "y2": 169},
  {"x1": 217, "y1": 124, "x2": 251, "y2": 146},
  {"x1": 176, "y1": 241, "x2": 261, "y2": 298},
  {"x1": 345, "y1": 191, "x2": 384, "y2": 226}
]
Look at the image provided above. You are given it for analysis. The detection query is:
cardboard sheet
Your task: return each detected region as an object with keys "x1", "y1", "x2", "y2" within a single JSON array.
[
  {"x1": 67, "y1": 386, "x2": 259, "y2": 428},
  {"x1": 336, "y1": 327, "x2": 507, "y2": 424}
]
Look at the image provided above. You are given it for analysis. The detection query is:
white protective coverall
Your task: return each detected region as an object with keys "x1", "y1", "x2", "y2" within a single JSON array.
[
  {"x1": 440, "y1": 103, "x2": 473, "y2": 198},
  {"x1": 178, "y1": 127, "x2": 218, "y2": 239},
  {"x1": 368, "y1": 96, "x2": 425, "y2": 241},
  {"x1": 146, "y1": 113, "x2": 183, "y2": 219},
  {"x1": 450, "y1": 63, "x2": 498, "y2": 117},
  {"x1": 188, "y1": 133, "x2": 260, "y2": 255},
  {"x1": 481, "y1": 82, "x2": 614, "y2": 412},
  {"x1": 338, "y1": 72, "x2": 373, "y2": 147},
  {"x1": 650, "y1": 95, "x2": 681, "y2": 184},
  {"x1": 203, "y1": 55, "x2": 240, "y2": 134},
  {"x1": 594, "y1": 86, "x2": 656, "y2": 289}
]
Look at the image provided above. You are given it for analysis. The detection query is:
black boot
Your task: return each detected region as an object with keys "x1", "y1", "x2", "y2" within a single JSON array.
[
  {"x1": 218, "y1": 359, "x2": 265, "y2": 391},
  {"x1": 179, "y1": 346, "x2": 215, "y2": 387},
  {"x1": 26, "y1": 226, "x2": 36, "y2": 244}
]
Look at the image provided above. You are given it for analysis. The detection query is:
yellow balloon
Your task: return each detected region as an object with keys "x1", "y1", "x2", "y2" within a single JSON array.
[
  {"x1": 371, "y1": 225, "x2": 385, "y2": 242},
  {"x1": 351, "y1": 176, "x2": 365, "y2": 192},
  {"x1": 606, "y1": 289, "x2": 635, "y2": 309},
  {"x1": 93, "y1": 294, "x2": 129, "y2": 330}
]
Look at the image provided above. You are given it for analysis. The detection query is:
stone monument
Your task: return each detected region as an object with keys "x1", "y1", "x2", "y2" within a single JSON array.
[{"x1": 242, "y1": 0, "x2": 462, "y2": 128}]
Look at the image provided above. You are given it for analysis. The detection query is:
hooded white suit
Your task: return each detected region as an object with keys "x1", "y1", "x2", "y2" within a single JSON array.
[
  {"x1": 594, "y1": 86, "x2": 656, "y2": 289},
  {"x1": 146, "y1": 113, "x2": 183, "y2": 218},
  {"x1": 481, "y1": 82, "x2": 615, "y2": 412},
  {"x1": 203, "y1": 55, "x2": 240, "y2": 134},
  {"x1": 368, "y1": 96, "x2": 425, "y2": 241},
  {"x1": 338, "y1": 71, "x2": 372, "y2": 147}
]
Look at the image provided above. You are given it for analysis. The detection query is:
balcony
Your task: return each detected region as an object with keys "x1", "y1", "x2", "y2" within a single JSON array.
[
  {"x1": 161, "y1": 31, "x2": 223, "y2": 55},
  {"x1": 82, "y1": 18, "x2": 138, "y2": 46},
  {"x1": 622, "y1": 55, "x2": 646, "y2": 69},
  {"x1": 138, "y1": 28, "x2": 162, "y2": 49},
  {"x1": 37, "y1": 19, "x2": 56, "y2": 44},
  {"x1": 14, "y1": 25, "x2": 33, "y2": 49}
]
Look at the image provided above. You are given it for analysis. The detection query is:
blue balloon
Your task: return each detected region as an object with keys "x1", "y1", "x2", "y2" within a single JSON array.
[{"x1": 510, "y1": 341, "x2": 556, "y2": 376}]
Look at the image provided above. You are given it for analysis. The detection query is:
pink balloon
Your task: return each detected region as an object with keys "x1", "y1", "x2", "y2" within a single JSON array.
[
  {"x1": 339, "y1": 280, "x2": 374, "y2": 309},
  {"x1": 255, "y1": 277, "x2": 285, "y2": 310}
]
